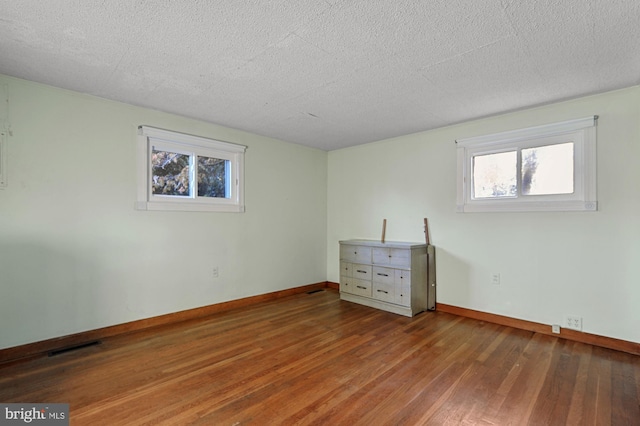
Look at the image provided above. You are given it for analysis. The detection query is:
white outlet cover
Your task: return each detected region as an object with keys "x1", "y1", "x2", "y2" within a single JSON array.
[{"x1": 565, "y1": 315, "x2": 582, "y2": 331}]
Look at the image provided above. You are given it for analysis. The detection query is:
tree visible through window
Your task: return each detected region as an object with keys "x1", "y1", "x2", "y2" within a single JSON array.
[
  {"x1": 521, "y1": 142, "x2": 573, "y2": 195},
  {"x1": 471, "y1": 142, "x2": 575, "y2": 200},
  {"x1": 152, "y1": 150, "x2": 191, "y2": 196},
  {"x1": 150, "y1": 150, "x2": 230, "y2": 198},
  {"x1": 473, "y1": 151, "x2": 517, "y2": 198},
  {"x1": 197, "y1": 156, "x2": 229, "y2": 198}
]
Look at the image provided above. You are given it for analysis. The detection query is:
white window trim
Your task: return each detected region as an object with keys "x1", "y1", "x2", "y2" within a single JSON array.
[
  {"x1": 136, "y1": 126, "x2": 246, "y2": 212},
  {"x1": 0, "y1": 130, "x2": 6, "y2": 189},
  {"x1": 456, "y1": 116, "x2": 597, "y2": 213}
]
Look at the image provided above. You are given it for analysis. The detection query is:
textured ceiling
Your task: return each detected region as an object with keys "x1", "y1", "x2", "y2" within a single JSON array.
[{"x1": 1, "y1": 1, "x2": 639, "y2": 151}]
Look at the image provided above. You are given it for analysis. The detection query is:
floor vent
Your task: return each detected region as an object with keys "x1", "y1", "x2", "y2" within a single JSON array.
[
  {"x1": 307, "y1": 289, "x2": 324, "y2": 295},
  {"x1": 48, "y1": 340, "x2": 102, "y2": 357}
]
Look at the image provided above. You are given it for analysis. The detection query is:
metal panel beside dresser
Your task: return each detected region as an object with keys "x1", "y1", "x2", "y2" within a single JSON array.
[{"x1": 339, "y1": 239, "x2": 436, "y2": 317}]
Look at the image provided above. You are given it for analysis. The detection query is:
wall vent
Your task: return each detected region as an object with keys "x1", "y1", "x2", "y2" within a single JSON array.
[{"x1": 48, "y1": 340, "x2": 101, "y2": 357}]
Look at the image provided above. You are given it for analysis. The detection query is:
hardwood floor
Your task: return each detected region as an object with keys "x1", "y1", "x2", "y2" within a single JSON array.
[{"x1": 1, "y1": 289, "x2": 639, "y2": 425}]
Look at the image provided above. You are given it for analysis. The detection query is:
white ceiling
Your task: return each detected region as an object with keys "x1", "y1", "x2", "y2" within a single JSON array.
[{"x1": 1, "y1": 1, "x2": 639, "y2": 151}]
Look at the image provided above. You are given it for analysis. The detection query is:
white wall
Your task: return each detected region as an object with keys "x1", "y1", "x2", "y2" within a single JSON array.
[
  {"x1": 0, "y1": 75, "x2": 328, "y2": 349},
  {"x1": 327, "y1": 86, "x2": 640, "y2": 343}
]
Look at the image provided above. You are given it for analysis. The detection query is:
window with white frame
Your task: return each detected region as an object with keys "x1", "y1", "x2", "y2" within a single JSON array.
[
  {"x1": 456, "y1": 116, "x2": 597, "y2": 212},
  {"x1": 136, "y1": 126, "x2": 246, "y2": 212}
]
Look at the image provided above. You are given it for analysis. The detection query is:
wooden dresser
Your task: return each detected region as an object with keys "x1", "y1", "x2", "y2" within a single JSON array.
[{"x1": 339, "y1": 239, "x2": 435, "y2": 317}]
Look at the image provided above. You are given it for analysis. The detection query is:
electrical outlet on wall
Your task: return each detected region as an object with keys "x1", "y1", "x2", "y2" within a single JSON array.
[
  {"x1": 565, "y1": 315, "x2": 582, "y2": 331},
  {"x1": 491, "y1": 273, "x2": 500, "y2": 285}
]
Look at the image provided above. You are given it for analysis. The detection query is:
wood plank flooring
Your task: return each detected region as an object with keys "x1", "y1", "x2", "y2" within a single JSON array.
[{"x1": 1, "y1": 289, "x2": 639, "y2": 425}]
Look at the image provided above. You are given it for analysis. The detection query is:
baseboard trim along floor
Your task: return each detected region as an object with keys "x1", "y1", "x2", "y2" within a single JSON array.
[{"x1": 436, "y1": 303, "x2": 640, "y2": 356}]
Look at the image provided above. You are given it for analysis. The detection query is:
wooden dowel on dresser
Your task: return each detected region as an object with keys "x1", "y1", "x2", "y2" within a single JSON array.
[
  {"x1": 381, "y1": 219, "x2": 387, "y2": 243},
  {"x1": 424, "y1": 217, "x2": 430, "y2": 245}
]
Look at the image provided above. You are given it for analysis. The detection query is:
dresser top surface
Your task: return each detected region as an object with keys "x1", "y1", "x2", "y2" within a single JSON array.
[{"x1": 339, "y1": 239, "x2": 427, "y2": 249}]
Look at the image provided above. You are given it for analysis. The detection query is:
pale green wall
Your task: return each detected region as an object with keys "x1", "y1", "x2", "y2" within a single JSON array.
[
  {"x1": 328, "y1": 86, "x2": 640, "y2": 343},
  {"x1": 0, "y1": 75, "x2": 328, "y2": 349},
  {"x1": 2, "y1": 74, "x2": 638, "y2": 350}
]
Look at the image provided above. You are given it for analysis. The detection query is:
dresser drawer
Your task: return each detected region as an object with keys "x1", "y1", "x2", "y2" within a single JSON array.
[
  {"x1": 352, "y1": 264, "x2": 372, "y2": 280},
  {"x1": 395, "y1": 269, "x2": 411, "y2": 285},
  {"x1": 350, "y1": 278, "x2": 372, "y2": 297},
  {"x1": 372, "y1": 247, "x2": 411, "y2": 268},
  {"x1": 395, "y1": 285, "x2": 411, "y2": 307},
  {"x1": 373, "y1": 282, "x2": 395, "y2": 303},
  {"x1": 340, "y1": 245, "x2": 372, "y2": 263},
  {"x1": 372, "y1": 266, "x2": 394, "y2": 285},
  {"x1": 340, "y1": 276, "x2": 353, "y2": 294},
  {"x1": 340, "y1": 261, "x2": 352, "y2": 277}
]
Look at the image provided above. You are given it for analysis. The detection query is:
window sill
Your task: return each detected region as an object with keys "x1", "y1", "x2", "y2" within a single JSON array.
[
  {"x1": 456, "y1": 200, "x2": 597, "y2": 213},
  {"x1": 135, "y1": 201, "x2": 245, "y2": 213}
]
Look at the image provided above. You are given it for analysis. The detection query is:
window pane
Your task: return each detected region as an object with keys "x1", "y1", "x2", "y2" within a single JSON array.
[
  {"x1": 522, "y1": 142, "x2": 573, "y2": 195},
  {"x1": 473, "y1": 151, "x2": 517, "y2": 198},
  {"x1": 197, "y1": 156, "x2": 229, "y2": 198},
  {"x1": 151, "y1": 150, "x2": 191, "y2": 196}
]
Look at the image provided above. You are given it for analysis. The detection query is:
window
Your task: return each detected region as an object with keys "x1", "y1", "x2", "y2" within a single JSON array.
[
  {"x1": 0, "y1": 131, "x2": 6, "y2": 189},
  {"x1": 136, "y1": 126, "x2": 246, "y2": 212},
  {"x1": 456, "y1": 116, "x2": 597, "y2": 212}
]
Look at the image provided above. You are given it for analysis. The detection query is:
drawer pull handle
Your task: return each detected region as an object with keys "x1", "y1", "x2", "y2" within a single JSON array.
[
  {"x1": 377, "y1": 273, "x2": 389, "y2": 277},
  {"x1": 356, "y1": 270, "x2": 367, "y2": 274},
  {"x1": 356, "y1": 285, "x2": 367, "y2": 290},
  {"x1": 377, "y1": 289, "x2": 389, "y2": 294}
]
